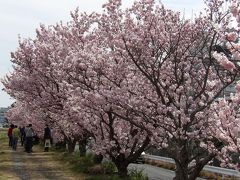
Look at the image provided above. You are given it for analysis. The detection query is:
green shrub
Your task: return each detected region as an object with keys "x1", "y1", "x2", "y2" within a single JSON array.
[
  {"x1": 129, "y1": 168, "x2": 148, "y2": 180},
  {"x1": 73, "y1": 153, "x2": 95, "y2": 173},
  {"x1": 54, "y1": 141, "x2": 67, "y2": 152},
  {"x1": 86, "y1": 174, "x2": 121, "y2": 180},
  {"x1": 60, "y1": 152, "x2": 80, "y2": 163},
  {"x1": 102, "y1": 161, "x2": 117, "y2": 174}
]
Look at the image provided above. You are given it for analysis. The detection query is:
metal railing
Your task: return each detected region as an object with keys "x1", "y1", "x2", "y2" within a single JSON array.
[{"x1": 143, "y1": 154, "x2": 240, "y2": 179}]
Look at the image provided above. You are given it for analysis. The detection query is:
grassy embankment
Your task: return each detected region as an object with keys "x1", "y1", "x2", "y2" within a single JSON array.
[{"x1": 51, "y1": 149, "x2": 147, "y2": 180}]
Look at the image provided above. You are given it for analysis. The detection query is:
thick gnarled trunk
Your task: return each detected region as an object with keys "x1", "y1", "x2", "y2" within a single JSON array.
[
  {"x1": 173, "y1": 150, "x2": 189, "y2": 180},
  {"x1": 66, "y1": 138, "x2": 76, "y2": 153},
  {"x1": 115, "y1": 162, "x2": 129, "y2": 177},
  {"x1": 174, "y1": 159, "x2": 214, "y2": 180},
  {"x1": 78, "y1": 138, "x2": 87, "y2": 157},
  {"x1": 172, "y1": 146, "x2": 215, "y2": 180},
  {"x1": 112, "y1": 153, "x2": 129, "y2": 177}
]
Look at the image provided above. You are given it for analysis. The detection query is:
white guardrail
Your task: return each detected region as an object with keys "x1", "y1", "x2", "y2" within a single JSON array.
[{"x1": 143, "y1": 154, "x2": 240, "y2": 179}]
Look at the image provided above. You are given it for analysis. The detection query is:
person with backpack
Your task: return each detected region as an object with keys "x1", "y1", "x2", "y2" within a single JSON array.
[
  {"x1": 25, "y1": 124, "x2": 35, "y2": 153},
  {"x1": 19, "y1": 126, "x2": 25, "y2": 146}
]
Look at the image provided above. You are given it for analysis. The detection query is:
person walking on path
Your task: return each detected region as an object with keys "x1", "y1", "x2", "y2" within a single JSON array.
[
  {"x1": 44, "y1": 124, "x2": 51, "y2": 152},
  {"x1": 12, "y1": 125, "x2": 21, "y2": 150},
  {"x1": 8, "y1": 124, "x2": 14, "y2": 147},
  {"x1": 19, "y1": 126, "x2": 25, "y2": 146},
  {"x1": 25, "y1": 124, "x2": 35, "y2": 153}
]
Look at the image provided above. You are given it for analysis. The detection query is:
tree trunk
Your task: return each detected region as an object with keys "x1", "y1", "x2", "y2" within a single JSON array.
[
  {"x1": 66, "y1": 139, "x2": 76, "y2": 153},
  {"x1": 116, "y1": 162, "x2": 128, "y2": 177},
  {"x1": 188, "y1": 165, "x2": 204, "y2": 180},
  {"x1": 172, "y1": 143, "x2": 190, "y2": 180},
  {"x1": 93, "y1": 154, "x2": 103, "y2": 164},
  {"x1": 78, "y1": 139, "x2": 87, "y2": 157},
  {"x1": 113, "y1": 153, "x2": 129, "y2": 177},
  {"x1": 173, "y1": 152, "x2": 215, "y2": 180},
  {"x1": 188, "y1": 154, "x2": 215, "y2": 180},
  {"x1": 174, "y1": 161, "x2": 189, "y2": 180}
]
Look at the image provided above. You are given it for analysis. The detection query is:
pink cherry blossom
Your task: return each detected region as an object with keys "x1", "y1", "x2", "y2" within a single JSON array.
[
  {"x1": 213, "y1": 51, "x2": 236, "y2": 71},
  {"x1": 2, "y1": 0, "x2": 240, "y2": 179}
]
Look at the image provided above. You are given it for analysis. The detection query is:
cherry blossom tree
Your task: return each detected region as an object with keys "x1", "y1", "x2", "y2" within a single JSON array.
[
  {"x1": 3, "y1": 9, "x2": 152, "y2": 176},
  {"x1": 90, "y1": 0, "x2": 240, "y2": 179},
  {"x1": 2, "y1": 26, "x2": 86, "y2": 152},
  {"x1": 3, "y1": 0, "x2": 240, "y2": 179},
  {"x1": 64, "y1": 48, "x2": 152, "y2": 175},
  {"x1": 54, "y1": 11, "x2": 152, "y2": 175}
]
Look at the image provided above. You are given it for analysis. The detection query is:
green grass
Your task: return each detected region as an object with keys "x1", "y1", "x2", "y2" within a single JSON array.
[
  {"x1": 0, "y1": 128, "x2": 20, "y2": 180},
  {"x1": 0, "y1": 128, "x2": 7, "y2": 139},
  {"x1": 86, "y1": 174, "x2": 122, "y2": 180},
  {"x1": 53, "y1": 150, "x2": 148, "y2": 179},
  {"x1": 38, "y1": 135, "x2": 148, "y2": 179},
  {"x1": 86, "y1": 174, "x2": 148, "y2": 180}
]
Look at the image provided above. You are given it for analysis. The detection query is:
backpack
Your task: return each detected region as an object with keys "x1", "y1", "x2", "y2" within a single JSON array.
[{"x1": 25, "y1": 127, "x2": 34, "y2": 137}]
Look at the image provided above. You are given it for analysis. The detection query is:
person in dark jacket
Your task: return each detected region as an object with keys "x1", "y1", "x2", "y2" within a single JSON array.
[
  {"x1": 19, "y1": 126, "x2": 25, "y2": 146},
  {"x1": 44, "y1": 124, "x2": 51, "y2": 152}
]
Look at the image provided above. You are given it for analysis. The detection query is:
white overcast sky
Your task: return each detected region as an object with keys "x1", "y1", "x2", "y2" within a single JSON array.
[{"x1": 0, "y1": 0, "x2": 205, "y2": 107}]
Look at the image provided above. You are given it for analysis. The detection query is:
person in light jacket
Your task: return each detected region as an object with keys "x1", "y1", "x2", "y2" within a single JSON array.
[{"x1": 12, "y1": 125, "x2": 21, "y2": 150}]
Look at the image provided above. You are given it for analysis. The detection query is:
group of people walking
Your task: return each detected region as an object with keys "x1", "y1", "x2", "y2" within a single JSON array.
[
  {"x1": 7, "y1": 124, "x2": 51, "y2": 152},
  {"x1": 7, "y1": 124, "x2": 22, "y2": 150}
]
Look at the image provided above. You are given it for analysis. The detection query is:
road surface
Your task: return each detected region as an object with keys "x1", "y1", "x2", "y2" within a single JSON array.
[{"x1": 128, "y1": 163, "x2": 205, "y2": 180}]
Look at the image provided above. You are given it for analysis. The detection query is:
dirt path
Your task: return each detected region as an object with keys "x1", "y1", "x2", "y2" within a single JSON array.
[
  {"x1": 11, "y1": 147, "x2": 30, "y2": 180},
  {"x1": 10, "y1": 145, "x2": 78, "y2": 179},
  {"x1": 0, "y1": 131, "x2": 84, "y2": 180}
]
